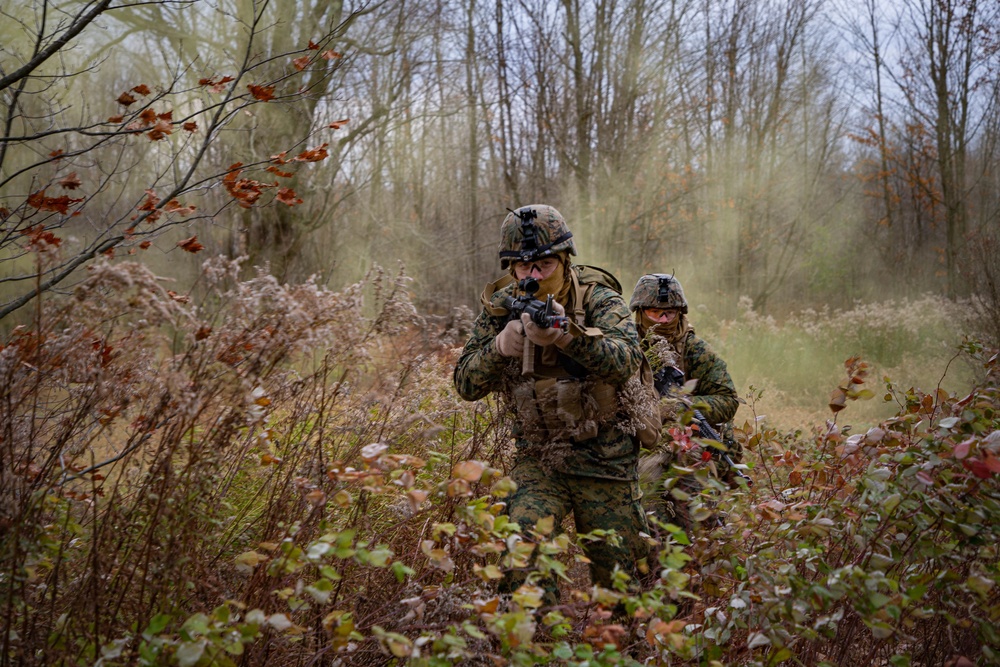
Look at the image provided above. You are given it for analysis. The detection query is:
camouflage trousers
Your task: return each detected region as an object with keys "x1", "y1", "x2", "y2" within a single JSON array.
[{"x1": 498, "y1": 457, "x2": 650, "y2": 607}]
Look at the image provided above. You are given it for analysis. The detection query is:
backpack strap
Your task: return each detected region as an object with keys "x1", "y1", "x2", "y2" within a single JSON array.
[{"x1": 480, "y1": 274, "x2": 515, "y2": 317}]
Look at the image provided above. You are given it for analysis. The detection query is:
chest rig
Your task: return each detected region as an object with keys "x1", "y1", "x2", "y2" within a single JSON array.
[{"x1": 482, "y1": 266, "x2": 654, "y2": 445}]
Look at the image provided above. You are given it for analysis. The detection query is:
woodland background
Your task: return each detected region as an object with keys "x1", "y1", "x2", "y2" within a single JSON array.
[{"x1": 2, "y1": 0, "x2": 1000, "y2": 665}]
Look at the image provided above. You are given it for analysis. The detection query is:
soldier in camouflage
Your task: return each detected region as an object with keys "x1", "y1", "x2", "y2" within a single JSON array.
[
  {"x1": 629, "y1": 273, "x2": 740, "y2": 538},
  {"x1": 454, "y1": 205, "x2": 653, "y2": 607}
]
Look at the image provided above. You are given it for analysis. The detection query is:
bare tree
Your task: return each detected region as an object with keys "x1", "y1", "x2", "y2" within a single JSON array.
[{"x1": 0, "y1": 0, "x2": 363, "y2": 321}]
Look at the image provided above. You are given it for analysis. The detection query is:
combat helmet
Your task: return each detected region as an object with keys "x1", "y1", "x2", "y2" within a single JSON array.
[
  {"x1": 498, "y1": 205, "x2": 577, "y2": 269},
  {"x1": 629, "y1": 273, "x2": 688, "y2": 314}
]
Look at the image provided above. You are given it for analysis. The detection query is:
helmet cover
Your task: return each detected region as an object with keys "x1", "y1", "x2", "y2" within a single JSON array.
[
  {"x1": 628, "y1": 273, "x2": 688, "y2": 314},
  {"x1": 498, "y1": 205, "x2": 576, "y2": 269}
]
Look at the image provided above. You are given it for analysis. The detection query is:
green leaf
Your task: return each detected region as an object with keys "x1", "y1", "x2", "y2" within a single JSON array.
[
  {"x1": 143, "y1": 613, "x2": 171, "y2": 637},
  {"x1": 175, "y1": 639, "x2": 207, "y2": 667},
  {"x1": 391, "y1": 561, "x2": 415, "y2": 582},
  {"x1": 306, "y1": 578, "x2": 334, "y2": 604}
]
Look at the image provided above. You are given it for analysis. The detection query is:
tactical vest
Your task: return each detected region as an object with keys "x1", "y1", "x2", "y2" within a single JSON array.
[{"x1": 481, "y1": 266, "x2": 660, "y2": 447}]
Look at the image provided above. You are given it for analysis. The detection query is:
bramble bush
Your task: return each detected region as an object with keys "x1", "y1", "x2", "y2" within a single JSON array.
[{"x1": 2, "y1": 258, "x2": 998, "y2": 666}]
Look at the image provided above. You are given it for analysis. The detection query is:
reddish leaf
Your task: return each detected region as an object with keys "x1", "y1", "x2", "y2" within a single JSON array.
[
  {"x1": 139, "y1": 241, "x2": 151, "y2": 249},
  {"x1": 223, "y1": 164, "x2": 270, "y2": 208},
  {"x1": 158, "y1": 111, "x2": 172, "y2": 121},
  {"x1": 294, "y1": 143, "x2": 329, "y2": 162},
  {"x1": 177, "y1": 236, "x2": 204, "y2": 253},
  {"x1": 321, "y1": 50, "x2": 342, "y2": 60},
  {"x1": 164, "y1": 200, "x2": 196, "y2": 216},
  {"x1": 133, "y1": 84, "x2": 151, "y2": 96},
  {"x1": 117, "y1": 92, "x2": 137, "y2": 107},
  {"x1": 50, "y1": 149, "x2": 64, "y2": 159},
  {"x1": 292, "y1": 55, "x2": 311, "y2": 71},
  {"x1": 329, "y1": 118, "x2": 350, "y2": 129},
  {"x1": 146, "y1": 119, "x2": 173, "y2": 141},
  {"x1": 248, "y1": 84, "x2": 275, "y2": 101},
  {"x1": 953, "y1": 439, "x2": 973, "y2": 459},
  {"x1": 828, "y1": 387, "x2": 847, "y2": 413},
  {"x1": 59, "y1": 173, "x2": 82, "y2": 190},
  {"x1": 108, "y1": 115, "x2": 124, "y2": 123},
  {"x1": 139, "y1": 108, "x2": 158, "y2": 125},
  {"x1": 963, "y1": 458, "x2": 992, "y2": 479},
  {"x1": 199, "y1": 75, "x2": 234, "y2": 93},
  {"x1": 267, "y1": 165, "x2": 295, "y2": 178},
  {"x1": 307, "y1": 40, "x2": 320, "y2": 50},
  {"x1": 984, "y1": 454, "x2": 1000, "y2": 474},
  {"x1": 182, "y1": 121, "x2": 197, "y2": 132},
  {"x1": 21, "y1": 224, "x2": 63, "y2": 248},
  {"x1": 26, "y1": 190, "x2": 83, "y2": 214},
  {"x1": 275, "y1": 187, "x2": 303, "y2": 206},
  {"x1": 138, "y1": 189, "x2": 160, "y2": 211}
]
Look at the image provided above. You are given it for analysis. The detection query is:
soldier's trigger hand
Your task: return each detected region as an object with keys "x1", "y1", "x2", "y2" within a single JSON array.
[
  {"x1": 521, "y1": 302, "x2": 570, "y2": 348},
  {"x1": 659, "y1": 397, "x2": 686, "y2": 422},
  {"x1": 494, "y1": 319, "x2": 526, "y2": 357}
]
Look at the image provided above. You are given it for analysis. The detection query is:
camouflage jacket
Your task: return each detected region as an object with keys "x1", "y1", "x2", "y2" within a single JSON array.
[
  {"x1": 453, "y1": 272, "x2": 645, "y2": 480},
  {"x1": 643, "y1": 330, "x2": 738, "y2": 426}
]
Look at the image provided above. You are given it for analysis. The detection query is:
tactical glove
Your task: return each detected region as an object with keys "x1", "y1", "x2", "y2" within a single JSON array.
[
  {"x1": 659, "y1": 396, "x2": 687, "y2": 422},
  {"x1": 521, "y1": 301, "x2": 571, "y2": 348},
  {"x1": 494, "y1": 319, "x2": 525, "y2": 357}
]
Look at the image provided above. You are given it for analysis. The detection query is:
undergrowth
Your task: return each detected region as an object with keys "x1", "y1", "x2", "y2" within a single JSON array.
[{"x1": 2, "y1": 258, "x2": 998, "y2": 666}]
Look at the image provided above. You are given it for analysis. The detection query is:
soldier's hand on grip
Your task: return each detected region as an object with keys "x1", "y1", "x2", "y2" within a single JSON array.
[
  {"x1": 494, "y1": 319, "x2": 526, "y2": 357},
  {"x1": 521, "y1": 301, "x2": 569, "y2": 347}
]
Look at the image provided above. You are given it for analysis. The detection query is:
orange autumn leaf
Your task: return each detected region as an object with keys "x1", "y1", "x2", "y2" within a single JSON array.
[
  {"x1": 139, "y1": 240, "x2": 152, "y2": 249},
  {"x1": 293, "y1": 143, "x2": 329, "y2": 162},
  {"x1": 177, "y1": 236, "x2": 204, "y2": 253},
  {"x1": 267, "y1": 165, "x2": 295, "y2": 178},
  {"x1": 275, "y1": 187, "x2": 303, "y2": 206},
  {"x1": 182, "y1": 121, "x2": 197, "y2": 132},
  {"x1": 146, "y1": 119, "x2": 173, "y2": 141},
  {"x1": 157, "y1": 111, "x2": 172, "y2": 121},
  {"x1": 59, "y1": 173, "x2": 82, "y2": 190},
  {"x1": 132, "y1": 84, "x2": 151, "y2": 96},
  {"x1": 321, "y1": 50, "x2": 342, "y2": 60},
  {"x1": 164, "y1": 199, "x2": 196, "y2": 216},
  {"x1": 50, "y1": 149, "x2": 64, "y2": 159},
  {"x1": 223, "y1": 163, "x2": 270, "y2": 208},
  {"x1": 248, "y1": 84, "x2": 275, "y2": 101},
  {"x1": 292, "y1": 55, "x2": 311, "y2": 71},
  {"x1": 139, "y1": 108, "x2": 157, "y2": 125},
  {"x1": 329, "y1": 118, "x2": 350, "y2": 129},
  {"x1": 270, "y1": 151, "x2": 289, "y2": 164},
  {"x1": 199, "y1": 75, "x2": 234, "y2": 94},
  {"x1": 21, "y1": 224, "x2": 63, "y2": 248},
  {"x1": 107, "y1": 115, "x2": 124, "y2": 123},
  {"x1": 27, "y1": 190, "x2": 83, "y2": 214},
  {"x1": 117, "y1": 92, "x2": 137, "y2": 107},
  {"x1": 138, "y1": 189, "x2": 160, "y2": 211},
  {"x1": 307, "y1": 40, "x2": 320, "y2": 50}
]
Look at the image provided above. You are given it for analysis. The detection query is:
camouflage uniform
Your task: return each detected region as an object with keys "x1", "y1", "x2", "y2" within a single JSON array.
[
  {"x1": 454, "y1": 205, "x2": 651, "y2": 606},
  {"x1": 629, "y1": 274, "x2": 739, "y2": 538}
]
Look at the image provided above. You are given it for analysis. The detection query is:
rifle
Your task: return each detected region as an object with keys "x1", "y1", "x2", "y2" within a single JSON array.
[
  {"x1": 503, "y1": 277, "x2": 569, "y2": 376},
  {"x1": 502, "y1": 277, "x2": 570, "y2": 331},
  {"x1": 653, "y1": 366, "x2": 752, "y2": 486}
]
